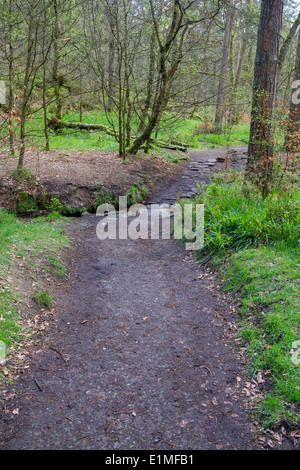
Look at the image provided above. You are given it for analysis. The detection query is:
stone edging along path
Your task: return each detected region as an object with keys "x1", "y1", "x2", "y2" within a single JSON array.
[{"x1": 0, "y1": 146, "x2": 270, "y2": 450}]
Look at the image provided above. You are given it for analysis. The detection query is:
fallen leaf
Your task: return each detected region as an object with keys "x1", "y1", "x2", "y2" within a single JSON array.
[{"x1": 256, "y1": 372, "x2": 265, "y2": 384}]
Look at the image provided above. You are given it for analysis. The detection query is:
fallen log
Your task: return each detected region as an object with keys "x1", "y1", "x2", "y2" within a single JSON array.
[
  {"x1": 149, "y1": 140, "x2": 187, "y2": 152},
  {"x1": 47, "y1": 117, "x2": 116, "y2": 136},
  {"x1": 47, "y1": 117, "x2": 189, "y2": 152}
]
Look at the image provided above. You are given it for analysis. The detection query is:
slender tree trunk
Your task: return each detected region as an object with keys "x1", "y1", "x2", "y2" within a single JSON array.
[
  {"x1": 107, "y1": 29, "x2": 115, "y2": 112},
  {"x1": 278, "y1": 10, "x2": 300, "y2": 74},
  {"x1": 154, "y1": 90, "x2": 169, "y2": 139},
  {"x1": 214, "y1": 0, "x2": 235, "y2": 126},
  {"x1": 129, "y1": 1, "x2": 188, "y2": 155},
  {"x1": 18, "y1": 1, "x2": 37, "y2": 169},
  {"x1": 8, "y1": 0, "x2": 15, "y2": 156},
  {"x1": 227, "y1": 30, "x2": 235, "y2": 125},
  {"x1": 129, "y1": 76, "x2": 169, "y2": 155},
  {"x1": 53, "y1": 0, "x2": 62, "y2": 120},
  {"x1": 42, "y1": 66, "x2": 50, "y2": 151},
  {"x1": 41, "y1": 6, "x2": 50, "y2": 151},
  {"x1": 124, "y1": 0, "x2": 131, "y2": 148},
  {"x1": 245, "y1": 0, "x2": 284, "y2": 196},
  {"x1": 285, "y1": 28, "x2": 300, "y2": 150},
  {"x1": 230, "y1": 0, "x2": 250, "y2": 123},
  {"x1": 137, "y1": 29, "x2": 156, "y2": 133}
]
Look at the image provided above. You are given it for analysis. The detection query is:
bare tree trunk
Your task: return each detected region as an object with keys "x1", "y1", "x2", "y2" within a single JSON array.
[
  {"x1": 129, "y1": 1, "x2": 188, "y2": 155},
  {"x1": 278, "y1": 10, "x2": 300, "y2": 74},
  {"x1": 214, "y1": 0, "x2": 235, "y2": 126},
  {"x1": 245, "y1": 0, "x2": 284, "y2": 196},
  {"x1": 137, "y1": 29, "x2": 156, "y2": 133},
  {"x1": 8, "y1": 0, "x2": 15, "y2": 156},
  {"x1": 53, "y1": 0, "x2": 63, "y2": 120},
  {"x1": 18, "y1": 1, "x2": 37, "y2": 169},
  {"x1": 230, "y1": 0, "x2": 250, "y2": 123},
  {"x1": 42, "y1": 8, "x2": 50, "y2": 151},
  {"x1": 124, "y1": 0, "x2": 131, "y2": 148},
  {"x1": 285, "y1": 28, "x2": 300, "y2": 150},
  {"x1": 107, "y1": 28, "x2": 115, "y2": 112}
]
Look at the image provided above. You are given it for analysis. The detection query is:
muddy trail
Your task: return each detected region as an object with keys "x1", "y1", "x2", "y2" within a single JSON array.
[{"x1": 0, "y1": 146, "x2": 265, "y2": 451}]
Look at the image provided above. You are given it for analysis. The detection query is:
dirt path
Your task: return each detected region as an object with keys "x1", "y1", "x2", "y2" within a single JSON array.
[{"x1": 0, "y1": 146, "x2": 263, "y2": 450}]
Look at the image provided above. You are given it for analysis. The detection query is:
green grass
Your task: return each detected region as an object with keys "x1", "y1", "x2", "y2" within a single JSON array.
[
  {"x1": 219, "y1": 246, "x2": 300, "y2": 428},
  {"x1": 156, "y1": 114, "x2": 250, "y2": 149},
  {"x1": 0, "y1": 210, "x2": 69, "y2": 361},
  {"x1": 19, "y1": 109, "x2": 250, "y2": 153},
  {"x1": 182, "y1": 169, "x2": 300, "y2": 429},
  {"x1": 32, "y1": 291, "x2": 54, "y2": 308},
  {"x1": 25, "y1": 111, "x2": 119, "y2": 151},
  {"x1": 193, "y1": 171, "x2": 300, "y2": 260}
]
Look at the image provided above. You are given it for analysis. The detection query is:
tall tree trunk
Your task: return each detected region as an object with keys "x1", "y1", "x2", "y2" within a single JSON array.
[
  {"x1": 285, "y1": 28, "x2": 300, "y2": 151},
  {"x1": 53, "y1": 0, "x2": 62, "y2": 120},
  {"x1": 278, "y1": 10, "x2": 300, "y2": 75},
  {"x1": 129, "y1": 0, "x2": 188, "y2": 155},
  {"x1": 129, "y1": 77, "x2": 170, "y2": 155},
  {"x1": 245, "y1": 0, "x2": 284, "y2": 196},
  {"x1": 18, "y1": 1, "x2": 37, "y2": 169},
  {"x1": 137, "y1": 29, "x2": 156, "y2": 133},
  {"x1": 227, "y1": 30, "x2": 235, "y2": 125},
  {"x1": 124, "y1": 0, "x2": 131, "y2": 148},
  {"x1": 214, "y1": 0, "x2": 235, "y2": 126},
  {"x1": 230, "y1": 0, "x2": 250, "y2": 123},
  {"x1": 42, "y1": 8, "x2": 50, "y2": 151},
  {"x1": 107, "y1": 29, "x2": 115, "y2": 112},
  {"x1": 8, "y1": 0, "x2": 15, "y2": 157}
]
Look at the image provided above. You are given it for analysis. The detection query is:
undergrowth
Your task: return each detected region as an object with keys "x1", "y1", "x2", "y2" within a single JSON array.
[
  {"x1": 0, "y1": 210, "x2": 69, "y2": 370},
  {"x1": 182, "y1": 168, "x2": 300, "y2": 430}
]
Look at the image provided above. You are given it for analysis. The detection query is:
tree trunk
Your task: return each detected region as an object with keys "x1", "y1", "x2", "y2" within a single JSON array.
[
  {"x1": 52, "y1": 0, "x2": 63, "y2": 121},
  {"x1": 128, "y1": 77, "x2": 170, "y2": 155},
  {"x1": 18, "y1": 0, "x2": 37, "y2": 169},
  {"x1": 8, "y1": 0, "x2": 15, "y2": 157},
  {"x1": 278, "y1": 10, "x2": 300, "y2": 74},
  {"x1": 137, "y1": 29, "x2": 156, "y2": 133},
  {"x1": 42, "y1": 9, "x2": 50, "y2": 151},
  {"x1": 245, "y1": 0, "x2": 283, "y2": 196},
  {"x1": 230, "y1": 0, "x2": 250, "y2": 124},
  {"x1": 285, "y1": 28, "x2": 300, "y2": 151},
  {"x1": 107, "y1": 30, "x2": 115, "y2": 112},
  {"x1": 129, "y1": 1, "x2": 188, "y2": 155},
  {"x1": 214, "y1": 0, "x2": 235, "y2": 126}
]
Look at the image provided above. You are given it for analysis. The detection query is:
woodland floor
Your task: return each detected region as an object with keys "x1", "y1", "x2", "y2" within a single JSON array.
[
  {"x1": 0, "y1": 145, "x2": 296, "y2": 451},
  {"x1": 0, "y1": 148, "x2": 187, "y2": 214}
]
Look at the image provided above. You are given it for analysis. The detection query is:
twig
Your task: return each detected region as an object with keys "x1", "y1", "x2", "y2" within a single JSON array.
[
  {"x1": 49, "y1": 346, "x2": 68, "y2": 363},
  {"x1": 199, "y1": 365, "x2": 213, "y2": 376},
  {"x1": 64, "y1": 415, "x2": 75, "y2": 424},
  {"x1": 34, "y1": 378, "x2": 43, "y2": 392}
]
